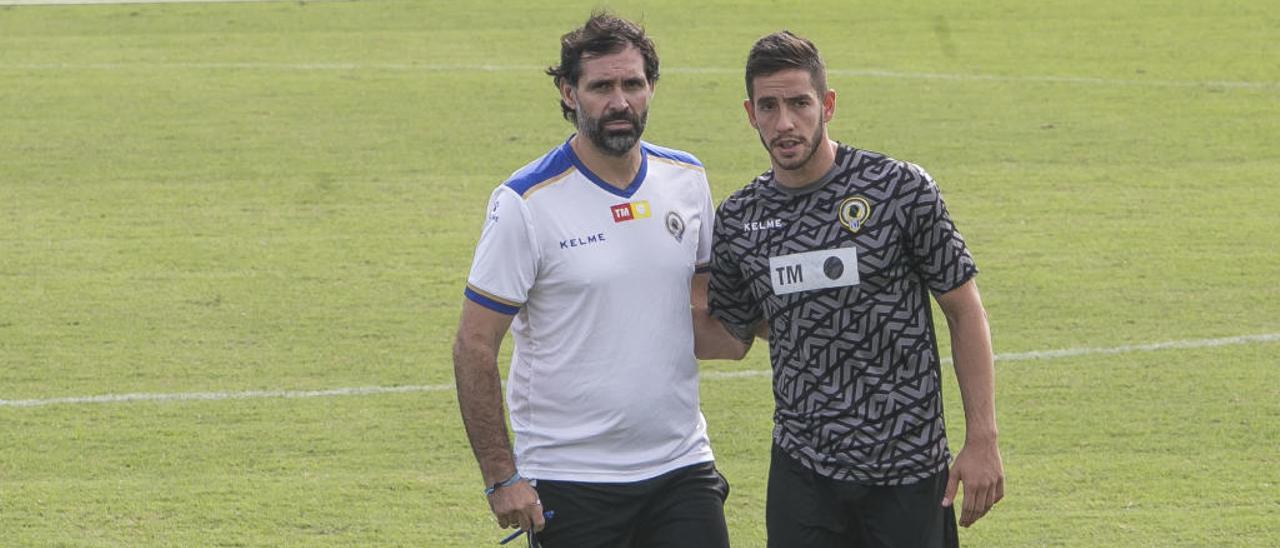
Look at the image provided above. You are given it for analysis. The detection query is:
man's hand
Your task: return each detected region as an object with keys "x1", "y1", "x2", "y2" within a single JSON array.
[
  {"x1": 942, "y1": 439, "x2": 1004, "y2": 527},
  {"x1": 487, "y1": 480, "x2": 546, "y2": 532}
]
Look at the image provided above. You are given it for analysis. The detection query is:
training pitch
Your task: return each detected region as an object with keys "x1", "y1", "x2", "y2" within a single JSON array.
[{"x1": 1, "y1": 0, "x2": 1277, "y2": 545}]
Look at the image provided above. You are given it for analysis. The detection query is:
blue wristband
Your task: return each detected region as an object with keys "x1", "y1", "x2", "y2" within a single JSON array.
[{"x1": 483, "y1": 470, "x2": 522, "y2": 496}]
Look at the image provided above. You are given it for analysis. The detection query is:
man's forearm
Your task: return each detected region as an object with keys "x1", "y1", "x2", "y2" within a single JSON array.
[
  {"x1": 946, "y1": 305, "x2": 998, "y2": 443},
  {"x1": 693, "y1": 306, "x2": 751, "y2": 360},
  {"x1": 691, "y1": 272, "x2": 750, "y2": 360},
  {"x1": 939, "y1": 283, "x2": 1006, "y2": 526},
  {"x1": 453, "y1": 338, "x2": 517, "y2": 484}
]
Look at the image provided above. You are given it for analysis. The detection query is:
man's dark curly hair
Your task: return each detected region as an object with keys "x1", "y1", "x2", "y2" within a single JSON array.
[
  {"x1": 744, "y1": 31, "x2": 827, "y2": 101},
  {"x1": 546, "y1": 11, "x2": 660, "y2": 123}
]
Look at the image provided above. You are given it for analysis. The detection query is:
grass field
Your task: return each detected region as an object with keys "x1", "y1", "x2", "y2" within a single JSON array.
[{"x1": 2, "y1": 0, "x2": 1278, "y2": 545}]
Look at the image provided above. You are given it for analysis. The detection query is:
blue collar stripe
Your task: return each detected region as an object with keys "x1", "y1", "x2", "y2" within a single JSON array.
[{"x1": 563, "y1": 138, "x2": 647, "y2": 199}]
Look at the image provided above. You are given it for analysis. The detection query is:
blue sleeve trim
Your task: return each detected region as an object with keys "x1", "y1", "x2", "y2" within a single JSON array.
[{"x1": 464, "y1": 287, "x2": 520, "y2": 315}]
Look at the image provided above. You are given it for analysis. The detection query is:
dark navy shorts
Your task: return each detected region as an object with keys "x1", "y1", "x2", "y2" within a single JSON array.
[
  {"x1": 767, "y1": 444, "x2": 959, "y2": 548},
  {"x1": 533, "y1": 461, "x2": 731, "y2": 548}
]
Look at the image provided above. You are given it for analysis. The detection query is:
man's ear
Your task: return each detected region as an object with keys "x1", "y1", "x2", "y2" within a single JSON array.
[
  {"x1": 560, "y1": 82, "x2": 577, "y2": 112},
  {"x1": 822, "y1": 89, "x2": 837, "y2": 123},
  {"x1": 744, "y1": 98, "x2": 758, "y2": 129}
]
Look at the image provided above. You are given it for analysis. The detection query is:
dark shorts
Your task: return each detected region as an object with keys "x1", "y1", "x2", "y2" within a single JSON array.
[
  {"x1": 532, "y1": 461, "x2": 731, "y2": 548},
  {"x1": 767, "y1": 444, "x2": 958, "y2": 548}
]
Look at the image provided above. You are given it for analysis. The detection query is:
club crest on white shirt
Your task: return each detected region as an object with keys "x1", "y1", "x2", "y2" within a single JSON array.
[{"x1": 665, "y1": 211, "x2": 686, "y2": 242}]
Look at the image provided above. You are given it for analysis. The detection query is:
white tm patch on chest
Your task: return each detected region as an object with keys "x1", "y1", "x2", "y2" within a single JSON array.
[{"x1": 767, "y1": 247, "x2": 860, "y2": 295}]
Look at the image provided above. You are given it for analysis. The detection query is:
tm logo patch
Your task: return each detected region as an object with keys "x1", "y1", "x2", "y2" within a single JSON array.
[
  {"x1": 610, "y1": 200, "x2": 652, "y2": 223},
  {"x1": 768, "y1": 247, "x2": 860, "y2": 295}
]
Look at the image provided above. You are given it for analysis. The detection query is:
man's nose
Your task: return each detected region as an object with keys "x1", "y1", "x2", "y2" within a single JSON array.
[
  {"x1": 606, "y1": 89, "x2": 632, "y2": 113},
  {"x1": 774, "y1": 107, "x2": 796, "y2": 132}
]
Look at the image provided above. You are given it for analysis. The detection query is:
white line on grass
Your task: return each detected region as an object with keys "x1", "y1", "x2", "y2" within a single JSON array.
[
  {"x1": 0, "y1": 384, "x2": 451, "y2": 408},
  {"x1": 3, "y1": 333, "x2": 1277, "y2": 409},
  {"x1": 705, "y1": 332, "x2": 1280, "y2": 379},
  {"x1": 0, "y1": 0, "x2": 280, "y2": 5},
  {"x1": 2, "y1": 62, "x2": 1275, "y2": 90}
]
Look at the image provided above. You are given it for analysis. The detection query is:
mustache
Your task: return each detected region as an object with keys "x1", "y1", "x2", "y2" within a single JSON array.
[
  {"x1": 600, "y1": 111, "x2": 639, "y2": 125},
  {"x1": 770, "y1": 134, "x2": 806, "y2": 147}
]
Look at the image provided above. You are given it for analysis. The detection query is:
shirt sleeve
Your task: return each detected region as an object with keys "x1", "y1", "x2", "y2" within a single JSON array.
[
  {"x1": 694, "y1": 175, "x2": 715, "y2": 273},
  {"x1": 464, "y1": 186, "x2": 539, "y2": 315},
  {"x1": 903, "y1": 165, "x2": 978, "y2": 295},
  {"x1": 707, "y1": 201, "x2": 764, "y2": 342}
]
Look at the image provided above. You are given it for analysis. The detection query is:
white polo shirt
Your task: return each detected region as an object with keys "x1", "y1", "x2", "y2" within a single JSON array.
[{"x1": 464, "y1": 137, "x2": 715, "y2": 482}]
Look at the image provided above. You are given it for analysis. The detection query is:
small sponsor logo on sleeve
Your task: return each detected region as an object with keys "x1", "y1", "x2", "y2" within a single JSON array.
[{"x1": 487, "y1": 200, "x2": 500, "y2": 223}]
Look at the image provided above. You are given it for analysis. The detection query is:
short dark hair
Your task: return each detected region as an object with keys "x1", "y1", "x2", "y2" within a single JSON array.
[
  {"x1": 744, "y1": 31, "x2": 827, "y2": 101},
  {"x1": 546, "y1": 11, "x2": 660, "y2": 123}
]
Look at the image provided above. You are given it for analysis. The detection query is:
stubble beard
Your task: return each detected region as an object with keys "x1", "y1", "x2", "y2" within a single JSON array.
[
  {"x1": 762, "y1": 122, "x2": 825, "y2": 173},
  {"x1": 578, "y1": 108, "x2": 648, "y2": 157}
]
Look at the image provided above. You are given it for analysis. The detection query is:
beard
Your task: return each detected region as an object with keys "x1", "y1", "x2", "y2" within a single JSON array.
[
  {"x1": 761, "y1": 121, "x2": 825, "y2": 172},
  {"x1": 578, "y1": 108, "x2": 648, "y2": 157}
]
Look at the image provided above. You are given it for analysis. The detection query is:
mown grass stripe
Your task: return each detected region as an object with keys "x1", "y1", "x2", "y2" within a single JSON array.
[{"x1": 3, "y1": 333, "x2": 1276, "y2": 408}]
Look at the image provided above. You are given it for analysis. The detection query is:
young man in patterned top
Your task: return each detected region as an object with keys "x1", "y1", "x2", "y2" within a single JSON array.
[{"x1": 697, "y1": 31, "x2": 1005, "y2": 547}]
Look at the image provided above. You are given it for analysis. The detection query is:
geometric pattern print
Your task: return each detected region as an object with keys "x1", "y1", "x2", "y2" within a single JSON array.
[{"x1": 709, "y1": 144, "x2": 977, "y2": 485}]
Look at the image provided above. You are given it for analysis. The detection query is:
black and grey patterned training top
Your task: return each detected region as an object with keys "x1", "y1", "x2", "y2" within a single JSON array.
[{"x1": 708, "y1": 143, "x2": 977, "y2": 485}]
